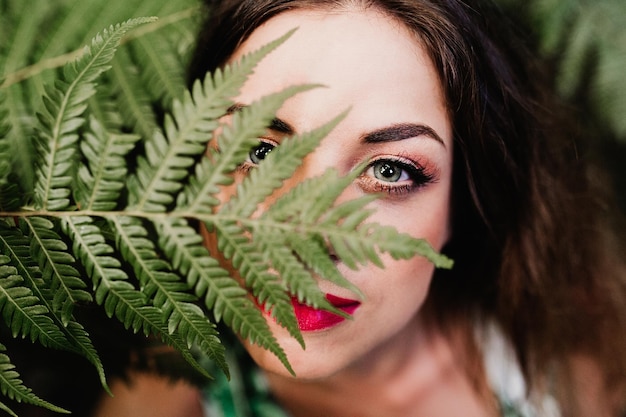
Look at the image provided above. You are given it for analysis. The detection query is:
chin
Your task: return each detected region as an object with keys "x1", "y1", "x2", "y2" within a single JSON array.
[{"x1": 244, "y1": 338, "x2": 346, "y2": 380}]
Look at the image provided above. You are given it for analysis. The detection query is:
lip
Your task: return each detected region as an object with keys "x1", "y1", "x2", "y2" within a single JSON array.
[{"x1": 291, "y1": 294, "x2": 361, "y2": 331}]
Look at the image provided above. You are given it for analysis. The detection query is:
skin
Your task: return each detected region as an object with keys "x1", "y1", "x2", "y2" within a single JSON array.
[{"x1": 211, "y1": 5, "x2": 494, "y2": 417}]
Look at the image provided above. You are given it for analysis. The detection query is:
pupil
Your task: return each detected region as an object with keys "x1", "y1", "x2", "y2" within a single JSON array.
[
  {"x1": 251, "y1": 143, "x2": 273, "y2": 163},
  {"x1": 374, "y1": 161, "x2": 401, "y2": 182},
  {"x1": 380, "y1": 163, "x2": 395, "y2": 178}
]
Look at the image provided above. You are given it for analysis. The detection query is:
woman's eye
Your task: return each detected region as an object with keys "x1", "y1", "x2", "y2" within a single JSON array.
[
  {"x1": 361, "y1": 157, "x2": 435, "y2": 196},
  {"x1": 248, "y1": 141, "x2": 276, "y2": 164},
  {"x1": 370, "y1": 160, "x2": 410, "y2": 183}
]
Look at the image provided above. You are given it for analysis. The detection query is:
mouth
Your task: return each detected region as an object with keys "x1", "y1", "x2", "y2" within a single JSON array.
[{"x1": 291, "y1": 293, "x2": 361, "y2": 332}]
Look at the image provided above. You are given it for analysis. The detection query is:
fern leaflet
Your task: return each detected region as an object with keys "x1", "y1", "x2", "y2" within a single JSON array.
[
  {"x1": 256, "y1": 233, "x2": 347, "y2": 319},
  {"x1": 0, "y1": 229, "x2": 69, "y2": 349},
  {"x1": 109, "y1": 215, "x2": 228, "y2": 374},
  {"x1": 108, "y1": 46, "x2": 159, "y2": 140},
  {"x1": 128, "y1": 30, "x2": 298, "y2": 213},
  {"x1": 222, "y1": 110, "x2": 348, "y2": 218},
  {"x1": 19, "y1": 216, "x2": 91, "y2": 324},
  {"x1": 33, "y1": 17, "x2": 156, "y2": 211},
  {"x1": 179, "y1": 84, "x2": 316, "y2": 215},
  {"x1": 212, "y1": 219, "x2": 297, "y2": 371},
  {"x1": 75, "y1": 116, "x2": 140, "y2": 211},
  {"x1": 0, "y1": 342, "x2": 69, "y2": 415},
  {"x1": 0, "y1": 222, "x2": 107, "y2": 390},
  {"x1": 0, "y1": 91, "x2": 21, "y2": 212},
  {"x1": 155, "y1": 218, "x2": 271, "y2": 341}
]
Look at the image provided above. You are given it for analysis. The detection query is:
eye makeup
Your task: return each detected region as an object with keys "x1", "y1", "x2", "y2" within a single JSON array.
[{"x1": 357, "y1": 154, "x2": 438, "y2": 197}]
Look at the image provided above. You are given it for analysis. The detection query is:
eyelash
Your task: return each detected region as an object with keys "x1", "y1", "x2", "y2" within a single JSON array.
[
  {"x1": 239, "y1": 141, "x2": 436, "y2": 196},
  {"x1": 358, "y1": 156, "x2": 436, "y2": 196}
]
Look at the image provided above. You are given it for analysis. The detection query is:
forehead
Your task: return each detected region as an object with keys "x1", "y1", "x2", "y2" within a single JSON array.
[{"x1": 227, "y1": 7, "x2": 451, "y2": 143}]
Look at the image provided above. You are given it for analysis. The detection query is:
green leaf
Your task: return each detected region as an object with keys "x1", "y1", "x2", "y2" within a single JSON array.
[
  {"x1": 109, "y1": 215, "x2": 228, "y2": 375},
  {"x1": 0, "y1": 229, "x2": 69, "y2": 349},
  {"x1": 0, "y1": 342, "x2": 69, "y2": 415},
  {"x1": 62, "y1": 215, "x2": 210, "y2": 381},
  {"x1": 179, "y1": 84, "x2": 318, "y2": 216},
  {"x1": 129, "y1": 32, "x2": 187, "y2": 105},
  {"x1": 222, "y1": 110, "x2": 349, "y2": 218},
  {"x1": 212, "y1": 219, "x2": 295, "y2": 374},
  {"x1": 155, "y1": 218, "x2": 268, "y2": 334},
  {"x1": 128, "y1": 30, "x2": 299, "y2": 213},
  {"x1": 257, "y1": 232, "x2": 348, "y2": 324},
  {"x1": 33, "y1": 17, "x2": 157, "y2": 211},
  {"x1": 20, "y1": 216, "x2": 91, "y2": 324},
  {"x1": 75, "y1": 116, "x2": 140, "y2": 211},
  {"x1": 0, "y1": 221, "x2": 109, "y2": 393},
  {"x1": 0, "y1": 91, "x2": 22, "y2": 212}
]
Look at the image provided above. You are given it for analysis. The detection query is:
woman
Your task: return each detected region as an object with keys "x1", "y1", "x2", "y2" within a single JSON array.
[{"x1": 188, "y1": 0, "x2": 626, "y2": 416}]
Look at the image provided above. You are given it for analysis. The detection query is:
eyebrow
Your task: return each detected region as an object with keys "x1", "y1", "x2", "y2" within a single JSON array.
[
  {"x1": 361, "y1": 123, "x2": 445, "y2": 147},
  {"x1": 227, "y1": 104, "x2": 444, "y2": 146},
  {"x1": 227, "y1": 103, "x2": 295, "y2": 135}
]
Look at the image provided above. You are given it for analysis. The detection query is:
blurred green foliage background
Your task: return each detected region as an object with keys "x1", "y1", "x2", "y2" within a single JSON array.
[{"x1": 496, "y1": 0, "x2": 626, "y2": 210}]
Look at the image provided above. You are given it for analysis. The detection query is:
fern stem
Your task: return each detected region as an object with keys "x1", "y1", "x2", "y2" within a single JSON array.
[{"x1": 0, "y1": 50, "x2": 84, "y2": 89}]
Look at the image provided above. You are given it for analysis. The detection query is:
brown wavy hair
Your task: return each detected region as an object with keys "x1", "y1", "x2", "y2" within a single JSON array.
[{"x1": 188, "y1": 0, "x2": 626, "y2": 414}]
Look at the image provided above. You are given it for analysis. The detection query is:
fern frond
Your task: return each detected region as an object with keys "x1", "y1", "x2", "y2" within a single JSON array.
[
  {"x1": 0, "y1": 258, "x2": 61, "y2": 345},
  {"x1": 60, "y1": 215, "x2": 157, "y2": 330},
  {"x1": 329, "y1": 219, "x2": 453, "y2": 270},
  {"x1": 60, "y1": 211, "x2": 209, "y2": 383},
  {"x1": 33, "y1": 17, "x2": 156, "y2": 211},
  {"x1": 75, "y1": 116, "x2": 140, "y2": 211},
  {"x1": 109, "y1": 215, "x2": 228, "y2": 374},
  {"x1": 286, "y1": 235, "x2": 362, "y2": 300},
  {"x1": 128, "y1": 31, "x2": 300, "y2": 213},
  {"x1": 0, "y1": 92, "x2": 22, "y2": 213},
  {"x1": 108, "y1": 46, "x2": 159, "y2": 139},
  {"x1": 261, "y1": 168, "x2": 348, "y2": 223},
  {"x1": 0, "y1": 401, "x2": 17, "y2": 417},
  {"x1": 155, "y1": 217, "x2": 285, "y2": 355},
  {"x1": 156, "y1": 218, "x2": 249, "y2": 318},
  {"x1": 0, "y1": 231, "x2": 70, "y2": 350},
  {"x1": 0, "y1": 0, "x2": 51, "y2": 192},
  {"x1": 222, "y1": 110, "x2": 348, "y2": 218},
  {"x1": 19, "y1": 216, "x2": 91, "y2": 324},
  {"x1": 252, "y1": 166, "x2": 373, "y2": 294},
  {"x1": 88, "y1": 80, "x2": 126, "y2": 131},
  {"x1": 0, "y1": 342, "x2": 69, "y2": 415},
  {"x1": 2, "y1": 85, "x2": 36, "y2": 196},
  {"x1": 213, "y1": 219, "x2": 296, "y2": 371},
  {"x1": 256, "y1": 232, "x2": 346, "y2": 321},
  {"x1": 0, "y1": 222, "x2": 108, "y2": 392},
  {"x1": 179, "y1": 84, "x2": 317, "y2": 215},
  {"x1": 129, "y1": 33, "x2": 187, "y2": 105},
  {"x1": 60, "y1": 214, "x2": 215, "y2": 377}
]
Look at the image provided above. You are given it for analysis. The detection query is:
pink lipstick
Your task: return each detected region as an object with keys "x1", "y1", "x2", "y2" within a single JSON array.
[{"x1": 292, "y1": 294, "x2": 360, "y2": 331}]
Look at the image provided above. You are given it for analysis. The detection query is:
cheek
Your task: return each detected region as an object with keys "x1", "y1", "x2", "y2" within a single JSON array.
[
  {"x1": 366, "y1": 254, "x2": 435, "y2": 314},
  {"x1": 370, "y1": 195, "x2": 452, "y2": 252}
]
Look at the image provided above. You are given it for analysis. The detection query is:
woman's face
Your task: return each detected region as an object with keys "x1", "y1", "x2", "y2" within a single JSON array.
[{"x1": 217, "y1": 7, "x2": 453, "y2": 378}]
